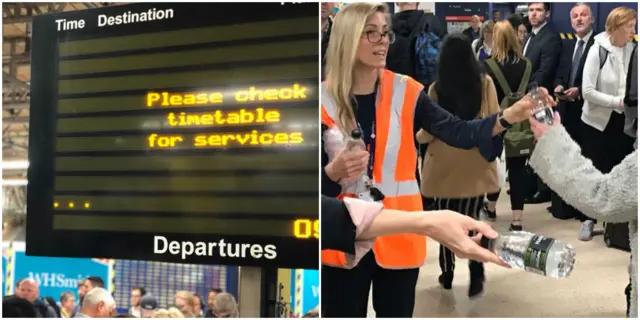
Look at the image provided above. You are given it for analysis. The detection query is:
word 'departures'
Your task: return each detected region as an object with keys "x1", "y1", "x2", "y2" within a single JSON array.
[
  {"x1": 147, "y1": 131, "x2": 304, "y2": 149},
  {"x1": 167, "y1": 108, "x2": 280, "y2": 127},
  {"x1": 146, "y1": 84, "x2": 307, "y2": 107}
]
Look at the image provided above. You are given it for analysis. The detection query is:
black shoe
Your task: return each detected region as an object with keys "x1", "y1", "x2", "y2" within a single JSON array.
[
  {"x1": 468, "y1": 277, "x2": 484, "y2": 298},
  {"x1": 546, "y1": 206, "x2": 552, "y2": 213},
  {"x1": 509, "y1": 224, "x2": 523, "y2": 231},
  {"x1": 483, "y1": 203, "x2": 497, "y2": 221},
  {"x1": 438, "y1": 272, "x2": 453, "y2": 290}
]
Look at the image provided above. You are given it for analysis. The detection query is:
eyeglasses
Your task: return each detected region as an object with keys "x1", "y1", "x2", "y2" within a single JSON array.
[{"x1": 363, "y1": 30, "x2": 396, "y2": 44}]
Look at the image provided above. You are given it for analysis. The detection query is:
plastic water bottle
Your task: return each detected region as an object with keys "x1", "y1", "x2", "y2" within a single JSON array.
[
  {"x1": 482, "y1": 231, "x2": 576, "y2": 278},
  {"x1": 529, "y1": 83, "x2": 555, "y2": 125}
]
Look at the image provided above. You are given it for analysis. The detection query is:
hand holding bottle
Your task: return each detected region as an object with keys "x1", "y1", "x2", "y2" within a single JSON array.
[{"x1": 325, "y1": 147, "x2": 369, "y2": 184}]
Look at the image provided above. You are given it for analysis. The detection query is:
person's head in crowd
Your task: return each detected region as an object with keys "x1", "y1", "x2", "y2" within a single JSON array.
[
  {"x1": 192, "y1": 293, "x2": 204, "y2": 315},
  {"x1": 15, "y1": 278, "x2": 38, "y2": 303},
  {"x1": 605, "y1": 6, "x2": 637, "y2": 47},
  {"x1": 321, "y1": 2, "x2": 335, "y2": 20},
  {"x1": 84, "y1": 276, "x2": 105, "y2": 291},
  {"x1": 139, "y1": 294, "x2": 158, "y2": 318},
  {"x1": 492, "y1": 20, "x2": 524, "y2": 64},
  {"x1": 60, "y1": 291, "x2": 76, "y2": 316},
  {"x1": 570, "y1": 3, "x2": 594, "y2": 38},
  {"x1": 481, "y1": 20, "x2": 495, "y2": 48},
  {"x1": 81, "y1": 288, "x2": 116, "y2": 318},
  {"x1": 78, "y1": 280, "x2": 88, "y2": 301},
  {"x1": 506, "y1": 13, "x2": 523, "y2": 30},
  {"x1": 130, "y1": 287, "x2": 146, "y2": 310},
  {"x1": 212, "y1": 293, "x2": 239, "y2": 318},
  {"x1": 471, "y1": 15, "x2": 481, "y2": 31},
  {"x1": 3, "y1": 295, "x2": 37, "y2": 318},
  {"x1": 167, "y1": 307, "x2": 186, "y2": 318},
  {"x1": 396, "y1": 2, "x2": 419, "y2": 12},
  {"x1": 435, "y1": 33, "x2": 484, "y2": 120},
  {"x1": 527, "y1": 2, "x2": 550, "y2": 28},
  {"x1": 325, "y1": 2, "x2": 391, "y2": 133},
  {"x1": 153, "y1": 309, "x2": 170, "y2": 318},
  {"x1": 114, "y1": 314, "x2": 137, "y2": 318},
  {"x1": 492, "y1": 9, "x2": 501, "y2": 22},
  {"x1": 207, "y1": 288, "x2": 223, "y2": 312},
  {"x1": 175, "y1": 290, "x2": 196, "y2": 315}
]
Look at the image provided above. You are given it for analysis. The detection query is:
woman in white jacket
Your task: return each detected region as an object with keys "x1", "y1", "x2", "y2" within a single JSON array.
[{"x1": 578, "y1": 6, "x2": 636, "y2": 241}]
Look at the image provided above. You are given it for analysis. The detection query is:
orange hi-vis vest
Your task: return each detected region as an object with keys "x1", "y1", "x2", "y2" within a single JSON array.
[{"x1": 321, "y1": 69, "x2": 426, "y2": 269}]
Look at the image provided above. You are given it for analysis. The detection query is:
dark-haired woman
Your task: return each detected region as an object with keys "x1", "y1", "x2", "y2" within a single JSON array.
[{"x1": 416, "y1": 33, "x2": 501, "y2": 298}]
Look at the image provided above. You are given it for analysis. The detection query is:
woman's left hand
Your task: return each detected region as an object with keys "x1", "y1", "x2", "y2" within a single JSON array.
[
  {"x1": 530, "y1": 111, "x2": 561, "y2": 139},
  {"x1": 504, "y1": 87, "x2": 558, "y2": 124}
]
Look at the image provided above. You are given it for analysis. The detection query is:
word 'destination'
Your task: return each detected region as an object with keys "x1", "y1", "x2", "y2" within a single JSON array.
[{"x1": 145, "y1": 84, "x2": 308, "y2": 108}]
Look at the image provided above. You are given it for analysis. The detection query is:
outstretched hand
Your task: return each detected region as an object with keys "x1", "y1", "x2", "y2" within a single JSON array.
[
  {"x1": 419, "y1": 210, "x2": 511, "y2": 268},
  {"x1": 504, "y1": 87, "x2": 558, "y2": 124},
  {"x1": 530, "y1": 111, "x2": 562, "y2": 140}
]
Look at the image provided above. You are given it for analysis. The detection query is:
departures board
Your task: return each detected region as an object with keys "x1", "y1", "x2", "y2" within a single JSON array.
[{"x1": 26, "y1": 3, "x2": 319, "y2": 269}]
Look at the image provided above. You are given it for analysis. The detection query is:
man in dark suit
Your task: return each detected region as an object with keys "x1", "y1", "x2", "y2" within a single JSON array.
[
  {"x1": 523, "y1": 2, "x2": 562, "y2": 93},
  {"x1": 549, "y1": 3, "x2": 595, "y2": 226},
  {"x1": 522, "y1": 2, "x2": 562, "y2": 204},
  {"x1": 462, "y1": 15, "x2": 481, "y2": 43}
]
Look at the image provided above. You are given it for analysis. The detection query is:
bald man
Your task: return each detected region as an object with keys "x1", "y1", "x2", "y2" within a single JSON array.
[
  {"x1": 77, "y1": 288, "x2": 116, "y2": 318},
  {"x1": 15, "y1": 279, "x2": 57, "y2": 318}
]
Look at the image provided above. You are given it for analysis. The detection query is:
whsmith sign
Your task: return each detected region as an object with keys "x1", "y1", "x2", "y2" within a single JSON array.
[{"x1": 2, "y1": 242, "x2": 111, "y2": 298}]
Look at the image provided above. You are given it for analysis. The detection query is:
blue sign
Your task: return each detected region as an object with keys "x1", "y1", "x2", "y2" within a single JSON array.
[
  {"x1": 2, "y1": 252, "x2": 7, "y2": 297},
  {"x1": 290, "y1": 269, "x2": 319, "y2": 316},
  {"x1": 13, "y1": 252, "x2": 110, "y2": 300},
  {"x1": 300, "y1": 269, "x2": 319, "y2": 313}
]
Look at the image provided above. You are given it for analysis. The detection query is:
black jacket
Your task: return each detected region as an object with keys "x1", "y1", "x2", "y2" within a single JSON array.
[
  {"x1": 320, "y1": 196, "x2": 358, "y2": 254},
  {"x1": 553, "y1": 33, "x2": 595, "y2": 97},
  {"x1": 462, "y1": 26, "x2": 480, "y2": 43},
  {"x1": 321, "y1": 89, "x2": 504, "y2": 198},
  {"x1": 523, "y1": 23, "x2": 562, "y2": 92}
]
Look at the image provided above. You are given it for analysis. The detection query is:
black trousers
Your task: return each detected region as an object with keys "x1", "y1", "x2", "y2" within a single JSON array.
[
  {"x1": 578, "y1": 112, "x2": 635, "y2": 222},
  {"x1": 321, "y1": 251, "x2": 420, "y2": 318},
  {"x1": 435, "y1": 196, "x2": 484, "y2": 278},
  {"x1": 506, "y1": 156, "x2": 528, "y2": 211}
]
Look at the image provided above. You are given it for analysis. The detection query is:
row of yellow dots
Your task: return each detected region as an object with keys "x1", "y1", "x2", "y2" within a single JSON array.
[{"x1": 54, "y1": 201, "x2": 91, "y2": 209}]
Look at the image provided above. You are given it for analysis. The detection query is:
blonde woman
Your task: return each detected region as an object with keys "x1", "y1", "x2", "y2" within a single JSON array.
[
  {"x1": 482, "y1": 21, "x2": 534, "y2": 231},
  {"x1": 320, "y1": 3, "x2": 553, "y2": 317},
  {"x1": 472, "y1": 21, "x2": 495, "y2": 61},
  {"x1": 579, "y1": 6, "x2": 636, "y2": 241}
]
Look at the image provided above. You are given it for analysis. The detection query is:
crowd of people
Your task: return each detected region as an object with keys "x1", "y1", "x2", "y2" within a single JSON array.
[
  {"x1": 2, "y1": 276, "x2": 239, "y2": 318},
  {"x1": 320, "y1": 1, "x2": 636, "y2": 318}
]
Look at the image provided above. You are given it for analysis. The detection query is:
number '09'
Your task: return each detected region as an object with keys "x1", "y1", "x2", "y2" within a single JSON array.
[{"x1": 294, "y1": 219, "x2": 319, "y2": 239}]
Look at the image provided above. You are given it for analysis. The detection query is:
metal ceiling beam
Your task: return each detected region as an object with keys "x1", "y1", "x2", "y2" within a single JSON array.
[
  {"x1": 2, "y1": 103, "x2": 29, "y2": 110},
  {"x1": 2, "y1": 117, "x2": 29, "y2": 124}
]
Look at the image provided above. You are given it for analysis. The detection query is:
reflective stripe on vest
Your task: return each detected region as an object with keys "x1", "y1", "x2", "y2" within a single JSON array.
[{"x1": 321, "y1": 70, "x2": 427, "y2": 269}]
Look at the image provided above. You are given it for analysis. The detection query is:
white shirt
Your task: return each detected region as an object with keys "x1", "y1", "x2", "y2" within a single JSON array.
[
  {"x1": 130, "y1": 306, "x2": 141, "y2": 318},
  {"x1": 524, "y1": 21, "x2": 548, "y2": 55},
  {"x1": 611, "y1": 45, "x2": 628, "y2": 97}
]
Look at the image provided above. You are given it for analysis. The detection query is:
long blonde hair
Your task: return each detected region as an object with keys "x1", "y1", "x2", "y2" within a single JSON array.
[
  {"x1": 324, "y1": 2, "x2": 389, "y2": 134},
  {"x1": 491, "y1": 20, "x2": 523, "y2": 64}
]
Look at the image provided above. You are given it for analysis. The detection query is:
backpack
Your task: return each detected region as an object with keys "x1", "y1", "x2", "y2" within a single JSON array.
[
  {"x1": 598, "y1": 46, "x2": 609, "y2": 69},
  {"x1": 388, "y1": 15, "x2": 440, "y2": 86},
  {"x1": 484, "y1": 57, "x2": 534, "y2": 158},
  {"x1": 414, "y1": 21, "x2": 441, "y2": 86}
]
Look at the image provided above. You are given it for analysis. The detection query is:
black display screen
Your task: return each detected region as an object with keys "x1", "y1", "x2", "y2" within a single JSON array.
[{"x1": 27, "y1": 3, "x2": 319, "y2": 269}]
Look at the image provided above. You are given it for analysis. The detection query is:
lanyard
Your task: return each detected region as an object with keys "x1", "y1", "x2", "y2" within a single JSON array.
[{"x1": 355, "y1": 81, "x2": 380, "y2": 180}]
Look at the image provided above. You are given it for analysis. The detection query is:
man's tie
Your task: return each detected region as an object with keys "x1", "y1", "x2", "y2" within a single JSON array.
[
  {"x1": 524, "y1": 33, "x2": 535, "y2": 56},
  {"x1": 569, "y1": 40, "x2": 585, "y2": 87}
]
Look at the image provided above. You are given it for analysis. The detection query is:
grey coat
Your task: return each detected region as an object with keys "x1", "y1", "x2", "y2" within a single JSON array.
[{"x1": 529, "y1": 125, "x2": 637, "y2": 318}]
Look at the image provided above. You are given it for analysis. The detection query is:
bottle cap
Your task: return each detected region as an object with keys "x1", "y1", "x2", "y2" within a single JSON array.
[
  {"x1": 351, "y1": 129, "x2": 363, "y2": 139},
  {"x1": 480, "y1": 235, "x2": 494, "y2": 250}
]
